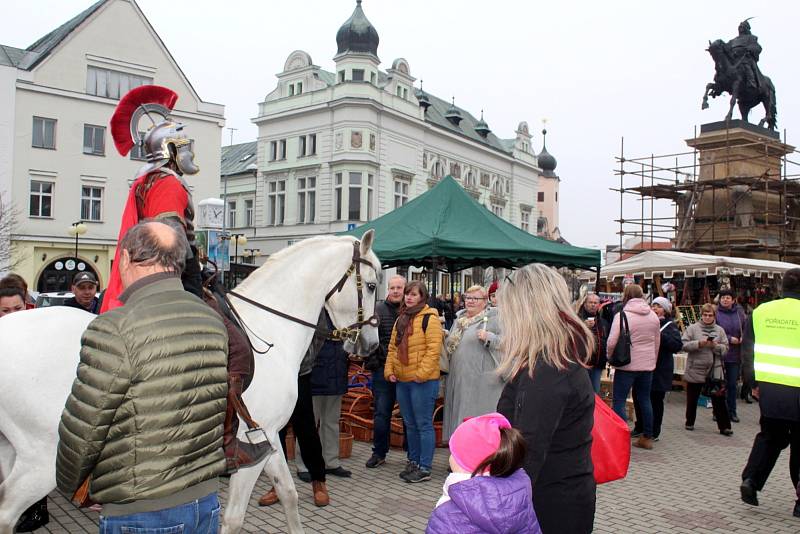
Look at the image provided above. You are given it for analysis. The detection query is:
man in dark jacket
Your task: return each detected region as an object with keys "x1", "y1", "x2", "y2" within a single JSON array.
[
  {"x1": 578, "y1": 293, "x2": 608, "y2": 393},
  {"x1": 56, "y1": 221, "x2": 229, "y2": 530},
  {"x1": 740, "y1": 268, "x2": 800, "y2": 515},
  {"x1": 63, "y1": 271, "x2": 100, "y2": 314},
  {"x1": 365, "y1": 275, "x2": 405, "y2": 468},
  {"x1": 716, "y1": 289, "x2": 747, "y2": 422},
  {"x1": 296, "y1": 311, "x2": 352, "y2": 478}
]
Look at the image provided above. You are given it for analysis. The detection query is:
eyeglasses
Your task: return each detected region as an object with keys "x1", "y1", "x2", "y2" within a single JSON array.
[{"x1": 464, "y1": 296, "x2": 487, "y2": 302}]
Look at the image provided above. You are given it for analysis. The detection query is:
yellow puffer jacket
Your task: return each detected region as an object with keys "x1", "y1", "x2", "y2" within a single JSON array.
[{"x1": 385, "y1": 305, "x2": 443, "y2": 382}]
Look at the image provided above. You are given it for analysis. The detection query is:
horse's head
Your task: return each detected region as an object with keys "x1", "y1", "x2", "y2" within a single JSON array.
[
  {"x1": 325, "y1": 229, "x2": 381, "y2": 357},
  {"x1": 707, "y1": 39, "x2": 727, "y2": 59}
]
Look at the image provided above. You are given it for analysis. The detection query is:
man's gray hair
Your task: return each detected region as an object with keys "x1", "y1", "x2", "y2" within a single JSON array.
[{"x1": 119, "y1": 221, "x2": 187, "y2": 274}]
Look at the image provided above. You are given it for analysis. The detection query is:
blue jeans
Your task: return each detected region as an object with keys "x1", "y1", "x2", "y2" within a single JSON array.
[
  {"x1": 588, "y1": 368, "x2": 603, "y2": 393},
  {"x1": 99, "y1": 492, "x2": 220, "y2": 534},
  {"x1": 371, "y1": 365, "x2": 396, "y2": 458},
  {"x1": 396, "y1": 379, "x2": 438, "y2": 471},
  {"x1": 613, "y1": 370, "x2": 654, "y2": 438},
  {"x1": 724, "y1": 362, "x2": 740, "y2": 417}
]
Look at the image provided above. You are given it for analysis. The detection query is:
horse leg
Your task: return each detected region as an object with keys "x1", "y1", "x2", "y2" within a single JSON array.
[
  {"x1": 220, "y1": 455, "x2": 269, "y2": 534},
  {"x1": 266, "y1": 447, "x2": 304, "y2": 534},
  {"x1": 0, "y1": 458, "x2": 52, "y2": 534},
  {"x1": 725, "y1": 91, "x2": 737, "y2": 122},
  {"x1": 701, "y1": 83, "x2": 714, "y2": 110}
]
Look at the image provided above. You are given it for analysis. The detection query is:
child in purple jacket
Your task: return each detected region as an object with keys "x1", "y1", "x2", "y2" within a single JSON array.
[{"x1": 426, "y1": 413, "x2": 541, "y2": 534}]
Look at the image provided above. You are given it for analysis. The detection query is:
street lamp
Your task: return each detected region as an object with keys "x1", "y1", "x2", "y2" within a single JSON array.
[
  {"x1": 230, "y1": 233, "x2": 247, "y2": 263},
  {"x1": 243, "y1": 248, "x2": 261, "y2": 264},
  {"x1": 67, "y1": 221, "x2": 88, "y2": 259}
]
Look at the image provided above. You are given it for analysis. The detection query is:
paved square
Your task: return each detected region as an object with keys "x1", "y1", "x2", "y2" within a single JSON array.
[{"x1": 37, "y1": 392, "x2": 798, "y2": 533}]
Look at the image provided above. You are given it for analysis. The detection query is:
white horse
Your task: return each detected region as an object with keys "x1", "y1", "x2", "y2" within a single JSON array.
[{"x1": 0, "y1": 231, "x2": 381, "y2": 534}]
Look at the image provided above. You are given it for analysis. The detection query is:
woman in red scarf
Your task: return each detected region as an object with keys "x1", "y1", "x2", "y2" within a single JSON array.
[{"x1": 385, "y1": 281, "x2": 443, "y2": 483}]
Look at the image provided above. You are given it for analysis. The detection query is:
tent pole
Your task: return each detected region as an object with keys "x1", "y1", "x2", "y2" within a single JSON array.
[{"x1": 431, "y1": 257, "x2": 438, "y2": 301}]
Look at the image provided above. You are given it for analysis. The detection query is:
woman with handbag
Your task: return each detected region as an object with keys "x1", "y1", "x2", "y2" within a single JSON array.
[
  {"x1": 682, "y1": 303, "x2": 732, "y2": 435},
  {"x1": 716, "y1": 289, "x2": 747, "y2": 422},
  {"x1": 496, "y1": 264, "x2": 596, "y2": 534},
  {"x1": 442, "y1": 284, "x2": 504, "y2": 443},
  {"x1": 606, "y1": 284, "x2": 661, "y2": 450}
]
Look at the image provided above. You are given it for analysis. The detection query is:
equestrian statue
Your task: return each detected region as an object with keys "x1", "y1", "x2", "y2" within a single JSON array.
[{"x1": 701, "y1": 18, "x2": 777, "y2": 130}]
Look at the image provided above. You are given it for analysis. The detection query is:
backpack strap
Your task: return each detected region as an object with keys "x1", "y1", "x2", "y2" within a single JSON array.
[{"x1": 422, "y1": 313, "x2": 431, "y2": 333}]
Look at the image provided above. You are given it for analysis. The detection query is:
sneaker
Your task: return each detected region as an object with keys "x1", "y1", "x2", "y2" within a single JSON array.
[
  {"x1": 685, "y1": 424, "x2": 694, "y2": 431},
  {"x1": 404, "y1": 467, "x2": 432, "y2": 483},
  {"x1": 399, "y1": 461, "x2": 418, "y2": 481},
  {"x1": 731, "y1": 414, "x2": 740, "y2": 423},
  {"x1": 365, "y1": 454, "x2": 386, "y2": 469}
]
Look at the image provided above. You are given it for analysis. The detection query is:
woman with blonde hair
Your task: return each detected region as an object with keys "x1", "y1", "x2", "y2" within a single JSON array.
[{"x1": 496, "y1": 264, "x2": 596, "y2": 534}]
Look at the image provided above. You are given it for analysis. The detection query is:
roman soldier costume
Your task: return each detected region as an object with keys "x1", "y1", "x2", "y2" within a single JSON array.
[{"x1": 106, "y1": 85, "x2": 269, "y2": 472}]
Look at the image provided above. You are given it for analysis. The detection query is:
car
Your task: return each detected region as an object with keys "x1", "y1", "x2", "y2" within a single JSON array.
[{"x1": 35, "y1": 291, "x2": 74, "y2": 308}]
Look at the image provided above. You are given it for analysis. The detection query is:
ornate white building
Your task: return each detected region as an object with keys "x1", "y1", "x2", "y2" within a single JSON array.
[{"x1": 223, "y1": 0, "x2": 561, "y2": 269}]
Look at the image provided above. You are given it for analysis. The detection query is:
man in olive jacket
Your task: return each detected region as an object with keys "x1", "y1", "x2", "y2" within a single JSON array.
[{"x1": 56, "y1": 221, "x2": 229, "y2": 531}]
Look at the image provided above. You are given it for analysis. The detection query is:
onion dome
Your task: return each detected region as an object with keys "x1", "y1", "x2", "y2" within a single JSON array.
[
  {"x1": 416, "y1": 80, "x2": 431, "y2": 111},
  {"x1": 336, "y1": 0, "x2": 380, "y2": 57},
  {"x1": 538, "y1": 128, "x2": 557, "y2": 175},
  {"x1": 474, "y1": 110, "x2": 491, "y2": 137},
  {"x1": 445, "y1": 97, "x2": 463, "y2": 126}
]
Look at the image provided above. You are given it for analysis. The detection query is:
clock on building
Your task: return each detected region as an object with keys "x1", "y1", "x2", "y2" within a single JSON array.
[{"x1": 197, "y1": 198, "x2": 224, "y2": 229}]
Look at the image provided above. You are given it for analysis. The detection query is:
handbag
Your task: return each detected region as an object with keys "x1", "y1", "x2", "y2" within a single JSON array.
[
  {"x1": 591, "y1": 394, "x2": 630, "y2": 484},
  {"x1": 701, "y1": 353, "x2": 727, "y2": 398},
  {"x1": 608, "y1": 311, "x2": 631, "y2": 367}
]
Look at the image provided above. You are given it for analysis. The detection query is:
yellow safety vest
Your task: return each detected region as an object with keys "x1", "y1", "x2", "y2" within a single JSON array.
[{"x1": 753, "y1": 298, "x2": 800, "y2": 387}]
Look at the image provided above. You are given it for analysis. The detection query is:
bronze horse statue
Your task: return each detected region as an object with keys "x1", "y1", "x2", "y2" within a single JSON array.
[{"x1": 702, "y1": 39, "x2": 777, "y2": 130}]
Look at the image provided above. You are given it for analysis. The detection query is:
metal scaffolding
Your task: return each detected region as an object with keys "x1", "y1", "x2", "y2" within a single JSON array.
[{"x1": 612, "y1": 128, "x2": 800, "y2": 261}]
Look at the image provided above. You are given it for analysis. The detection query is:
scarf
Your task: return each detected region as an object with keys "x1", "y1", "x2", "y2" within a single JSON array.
[
  {"x1": 445, "y1": 309, "x2": 489, "y2": 357},
  {"x1": 395, "y1": 302, "x2": 426, "y2": 365}
]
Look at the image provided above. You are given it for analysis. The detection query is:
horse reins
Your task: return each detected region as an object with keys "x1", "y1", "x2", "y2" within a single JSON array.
[{"x1": 227, "y1": 240, "x2": 379, "y2": 351}]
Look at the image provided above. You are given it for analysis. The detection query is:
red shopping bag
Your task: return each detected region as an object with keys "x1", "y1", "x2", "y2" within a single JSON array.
[{"x1": 591, "y1": 394, "x2": 630, "y2": 484}]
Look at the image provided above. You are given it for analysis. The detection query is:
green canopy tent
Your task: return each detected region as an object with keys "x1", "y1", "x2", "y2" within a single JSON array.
[{"x1": 341, "y1": 176, "x2": 601, "y2": 286}]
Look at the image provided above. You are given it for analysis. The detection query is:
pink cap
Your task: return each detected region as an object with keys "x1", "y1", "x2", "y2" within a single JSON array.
[
  {"x1": 449, "y1": 412, "x2": 511, "y2": 473},
  {"x1": 488, "y1": 281, "x2": 499, "y2": 296}
]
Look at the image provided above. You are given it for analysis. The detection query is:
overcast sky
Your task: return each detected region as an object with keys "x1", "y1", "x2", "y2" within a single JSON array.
[{"x1": 3, "y1": 0, "x2": 799, "y2": 252}]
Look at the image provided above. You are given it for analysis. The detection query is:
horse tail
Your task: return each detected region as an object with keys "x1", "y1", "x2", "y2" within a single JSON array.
[{"x1": 770, "y1": 80, "x2": 778, "y2": 130}]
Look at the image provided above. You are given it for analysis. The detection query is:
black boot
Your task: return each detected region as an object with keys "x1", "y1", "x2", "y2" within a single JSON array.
[{"x1": 15, "y1": 498, "x2": 49, "y2": 532}]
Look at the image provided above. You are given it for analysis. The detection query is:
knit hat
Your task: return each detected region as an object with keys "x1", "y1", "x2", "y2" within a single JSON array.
[
  {"x1": 652, "y1": 296, "x2": 672, "y2": 315},
  {"x1": 488, "y1": 281, "x2": 499, "y2": 296},
  {"x1": 449, "y1": 412, "x2": 511, "y2": 473}
]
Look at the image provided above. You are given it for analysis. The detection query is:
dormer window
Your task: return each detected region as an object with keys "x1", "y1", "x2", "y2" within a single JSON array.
[
  {"x1": 352, "y1": 69, "x2": 365, "y2": 82},
  {"x1": 338, "y1": 71, "x2": 345, "y2": 83}
]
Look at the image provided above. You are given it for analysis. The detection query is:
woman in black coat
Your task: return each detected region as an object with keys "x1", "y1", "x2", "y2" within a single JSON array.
[
  {"x1": 496, "y1": 264, "x2": 596, "y2": 534},
  {"x1": 633, "y1": 297, "x2": 684, "y2": 440}
]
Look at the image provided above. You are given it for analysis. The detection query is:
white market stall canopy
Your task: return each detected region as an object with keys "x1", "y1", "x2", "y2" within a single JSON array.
[{"x1": 596, "y1": 251, "x2": 800, "y2": 281}]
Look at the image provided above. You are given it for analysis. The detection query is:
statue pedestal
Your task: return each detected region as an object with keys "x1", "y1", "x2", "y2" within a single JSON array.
[{"x1": 677, "y1": 122, "x2": 798, "y2": 261}]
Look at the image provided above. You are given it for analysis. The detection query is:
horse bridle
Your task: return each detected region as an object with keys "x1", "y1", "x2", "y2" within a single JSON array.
[{"x1": 227, "y1": 240, "x2": 379, "y2": 351}]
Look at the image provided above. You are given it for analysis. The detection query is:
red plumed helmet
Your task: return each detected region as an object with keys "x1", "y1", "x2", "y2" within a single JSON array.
[{"x1": 110, "y1": 85, "x2": 178, "y2": 156}]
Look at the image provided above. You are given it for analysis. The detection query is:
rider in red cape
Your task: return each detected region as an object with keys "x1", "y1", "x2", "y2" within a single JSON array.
[{"x1": 105, "y1": 85, "x2": 269, "y2": 472}]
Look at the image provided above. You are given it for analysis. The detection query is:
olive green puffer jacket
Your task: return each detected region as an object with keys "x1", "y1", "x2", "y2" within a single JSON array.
[{"x1": 56, "y1": 275, "x2": 229, "y2": 504}]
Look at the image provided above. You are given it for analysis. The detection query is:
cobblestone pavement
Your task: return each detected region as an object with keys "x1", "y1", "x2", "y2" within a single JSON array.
[{"x1": 38, "y1": 392, "x2": 798, "y2": 533}]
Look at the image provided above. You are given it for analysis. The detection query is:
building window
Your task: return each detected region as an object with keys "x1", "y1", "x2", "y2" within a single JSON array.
[
  {"x1": 370, "y1": 72, "x2": 376, "y2": 85},
  {"x1": 537, "y1": 191, "x2": 545, "y2": 202},
  {"x1": 352, "y1": 69, "x2": 365, "y2": 82},
  {"x1": 267, "y1": 180, "x2": 286, "y2": 225},
  {"x1": 245, "y1": 199, "x2": 254, "y2": 227},
  {"x1": 338, "y1": 70, "x2": 345, "y2": 83},
  {"x1": 480, "y1": 172, "x2": 490, "y2": 187},
  {"x1": 297, "y1": 176, "x2": 316, "y2": 224},
  {"x1": 269, "y1": 141, "x2": 277, "y2": 161},
  {"x1": 83, "y1": 124, "x2": 105, "y2": 156},
  {"x1": 465, "y1": 171, "x2": 476, "y2": 188},
  {"x1": 279, "y1": 139, "x2": 286, "y2": 160},
  {"x1": 555, "y1": 191, "x2": 558, "y2": 202},
  {"x1": 348, "y1": 172, "x2": 362, "y2": 220},
  {"x1": 81, "y1": 185, "x2": 103, "y2": 221},
  {"x1": 367, "y1": 174, "x2": 374, "y2": 220},
  {"x1": 296, "y1": 82, "x2": 303, "y2": 94},
  {"x1": 521, "y1": 210, "x2": 530, "y2": 232},
  {"x1": 334, "y1": 173, "x2": 343, "y2": 220},
  {"x1": 298, "y1": 136, "x2": 306, "y2": 157},
  {"x1": 29, "y1": 180, "x2": 53, "y2": 218},
  {"x1": 227, "y1": 200, "x2": 237, "y2": 228},
  {"x1": 537, "y1": 218, "x2": 546, "y2": 234},
  {"x1": 308, "y1": 134, "x2": 316, "y2": 155},
  {"x1": 86, "y1": 66, "x2": 152, "y2": 100},
  {"x1": 32, "y1": 117, "x2": 56, "y2": 149},
  {"x1": 289, "y1": 84, "x2": 295, "y2": 96},
  {"x1": 491, "y1": 204, "x2": 504, "y2": 217},
  {"x1": 394, "y1": 180, "x2": 409, "y2": 209}
]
